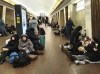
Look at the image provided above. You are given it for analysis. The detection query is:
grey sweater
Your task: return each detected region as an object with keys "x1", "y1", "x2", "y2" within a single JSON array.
[{"x1": 18, "y1": 39, "x2": 34, "y2": 52}]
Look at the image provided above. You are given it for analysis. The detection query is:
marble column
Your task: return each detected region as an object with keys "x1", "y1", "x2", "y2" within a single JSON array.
[
  {"x1": 2, "y1": 6, "x2": 6, "y2": 23},
  {"x1": 84, "y1": 0, "x2": 92, "y2": 38},
  {"x1": 64, "y1": 7, "x2": 66, "y2": 25}
]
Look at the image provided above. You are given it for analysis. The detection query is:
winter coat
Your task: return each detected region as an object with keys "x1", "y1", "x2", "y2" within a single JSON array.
[
  {"x1": 3, "y1": 34, "x2": 19, "y2": 55},
  {"x1": 70, "y1": 26, "x2": 82, "y2": 44},
  {"x1": 66, "y1": 20, "x2": 75, "y2": 32},
  {"x1": 18, "y1": 35, "x2": 34, "y2": 53},
  {"x1": 26, "y1": 29, "x2": 39, "y2": 41},
  {"x1": 85, "y1": 42, "x2": 100, "y2": 61}
]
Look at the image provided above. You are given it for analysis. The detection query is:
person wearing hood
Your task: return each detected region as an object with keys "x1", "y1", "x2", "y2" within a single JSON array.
[
  {"x1": 70, "y1": 26, "x2": 82, "y2": 45},
  {"x1": 18, "y1": 34, "x2": 38, "y2": 55},
  {"x1": 2, "y1": 34, "x2": 19, "y2": 56},
  {"x1": 0, "y1": 34, "x2": 19, "y2": 64},
  {"x1": 26, "y1": 28, "x2": 40, "y2": 50}
]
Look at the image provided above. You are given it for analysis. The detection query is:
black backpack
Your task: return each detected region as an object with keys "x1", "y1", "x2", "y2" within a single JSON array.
[{"x1": 12, "y1": 51, "x2": 31, "y2": 68}]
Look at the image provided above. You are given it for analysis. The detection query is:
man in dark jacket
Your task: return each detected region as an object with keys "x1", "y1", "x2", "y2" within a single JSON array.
[{"x1": 66, "y1": 18, "x2": 75, "y2": 39}]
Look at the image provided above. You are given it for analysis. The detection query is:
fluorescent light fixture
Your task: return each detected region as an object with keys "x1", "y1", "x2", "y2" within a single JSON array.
[
  {"x1": 76, "y1": 0, "x2": 85, "y2": 11},
  {"x1": 73, "y1": 0, "x2": 82, "y2": 4}
]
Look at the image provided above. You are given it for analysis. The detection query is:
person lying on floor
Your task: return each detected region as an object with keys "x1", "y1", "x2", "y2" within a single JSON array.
[
  {"x1": 26, "y1": 28, "x2": 40, "y2": 50},
  {"x1": 18, "y1": 34, "x2": 38, "y2": 55},
  {"x1": 0, "y1": 34, "x2": 19, "y2": 64},
  {"x1": 75, "y1": 38, "x2": 100, "y2": 63},
  {"x1": 76, "y1": 37, "x2": 100, "y2": 61}
]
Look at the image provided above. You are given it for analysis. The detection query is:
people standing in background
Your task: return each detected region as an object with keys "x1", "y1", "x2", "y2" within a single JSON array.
[
  {"x1": 66, "y1": 18, "x2": 75, "y2": 40},
  {"x1": 45, "y1": 16, "x2": 49, "y2": 26},
  {"x1": 29, "y1": 17, "x2": 38, "y2": 35},
  {"x1": 38, "y1": 16, "x2": 42, "y2": 25},
  {"x1": 51, "y1": 18, "x2": 55, "y2": 27}
]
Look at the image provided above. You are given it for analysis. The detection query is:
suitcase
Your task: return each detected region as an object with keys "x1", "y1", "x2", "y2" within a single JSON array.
[{"x1": 40, "y1": 35, "x2": 45, "y2": 47}]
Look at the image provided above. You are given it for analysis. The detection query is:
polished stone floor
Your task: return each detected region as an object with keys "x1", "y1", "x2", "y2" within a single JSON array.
[{"x1": 0, "y1": 26, "x2": 100, "y2": 74}]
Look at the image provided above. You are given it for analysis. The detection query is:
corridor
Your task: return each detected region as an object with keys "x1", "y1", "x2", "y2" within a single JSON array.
[{"x1": 0, "y1": 26, "x2": 100, "y2": 74}]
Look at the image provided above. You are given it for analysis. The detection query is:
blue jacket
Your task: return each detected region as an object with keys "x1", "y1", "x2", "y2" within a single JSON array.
[{"x1": 66, "y1": 20, "x2": 74, "y2": 31}]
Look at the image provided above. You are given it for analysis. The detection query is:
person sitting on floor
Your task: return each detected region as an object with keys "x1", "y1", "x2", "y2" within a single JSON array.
[
  {"x1": 70, "y1": 26, "x2": 82, "y2": 45},
  {"x1": 84, "y1": 38, "x2": 100, "y2": 62},
  {"x1": 26, "y1": 28, "x2": 40, "y2": 50},
  {"x1": 53, "y1": 23, "x2": 60, "y2": 36},
  {"x1": 0, "y1": 34, "x2": 19, "y2": 64},
  {"x1": 18, "y1": 34, "x2": 38, "y2": 55},
  {"x1": 60, "y1": 26, "x2": 82, "y2": 50},
  {"x1": 2, "y1": 34, "x2": 19, "y2": 56},
  {"x1": 5, "y1": 24, "x2": 13, "y2": 34}
]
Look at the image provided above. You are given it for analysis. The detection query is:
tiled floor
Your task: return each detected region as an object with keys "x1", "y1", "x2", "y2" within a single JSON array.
[{"x1": 0, "y1": 26, "x2": 100, "y2": 74}]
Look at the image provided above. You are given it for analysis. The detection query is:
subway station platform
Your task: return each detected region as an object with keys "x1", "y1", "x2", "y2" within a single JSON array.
[{"x1": 0, "y1": 26, "x2": 100, "y2": 74}]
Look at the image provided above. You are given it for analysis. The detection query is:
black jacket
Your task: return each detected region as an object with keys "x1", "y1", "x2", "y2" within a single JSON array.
[
  {"x1": 3, "y1": 34, "x2": 19, "y2": 55},
  {"x1": 70, "y1": 26, "x2": 82, "y2": 44},
  {"x1": 26, "y1": 29, "x2": 39, "y2": 41},
  {"x1": 39, "y1": 28, "x2": 45, "y2": 35}
]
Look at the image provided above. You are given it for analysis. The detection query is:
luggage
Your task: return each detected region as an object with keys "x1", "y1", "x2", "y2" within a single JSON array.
[
  {"x1": 28, "y1": 54, "x2": 38, "y2": 61},
  {"x1": 9, "y1": 52, "x2": 19, "y2": 64},
  {"x1": 40, "y1": 35, "x2": 45, "y2": 47},
  {"x1": 12, "y1": 51, "x2": 31, "y2": 68},
  {"x1": 0, "y1": 51, "x2": 8, "y2": 64}
]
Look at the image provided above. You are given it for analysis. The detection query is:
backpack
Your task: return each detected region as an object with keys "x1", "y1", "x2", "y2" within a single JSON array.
[
  {"x1": 12, "y1": 51, "x2": 31, "y2": 68},
  {"x1": 9, "y1": 52, "x2": 19, "y2": 64}
]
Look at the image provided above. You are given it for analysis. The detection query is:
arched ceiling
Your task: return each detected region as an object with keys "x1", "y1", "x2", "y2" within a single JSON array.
[{"x1": 12, "y1": 0, "x2": 58, "y2": 16}]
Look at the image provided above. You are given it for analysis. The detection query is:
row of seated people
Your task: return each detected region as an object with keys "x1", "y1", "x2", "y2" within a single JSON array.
[
  {"x1": 5, "y1": 24, "x2": 16, "y2": 34},
  {"x1": 53, "y1": 26, "x2": 67, "y2": 36},
  {"x1": 52, "y1": 24, "x2": 75, "y2": 38},
  {"x1": 61, "y1": 26, "x2": 100, "y2": 63},
  {"x1": 0, "y1": 27, "x2": 45, "y2": 67},
  {"x1": 0, "y1": 24, "x2": 15, "y2": 37},
  {"x1": 51, "y1": 21, "x2": 59, "y2": 29}
]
